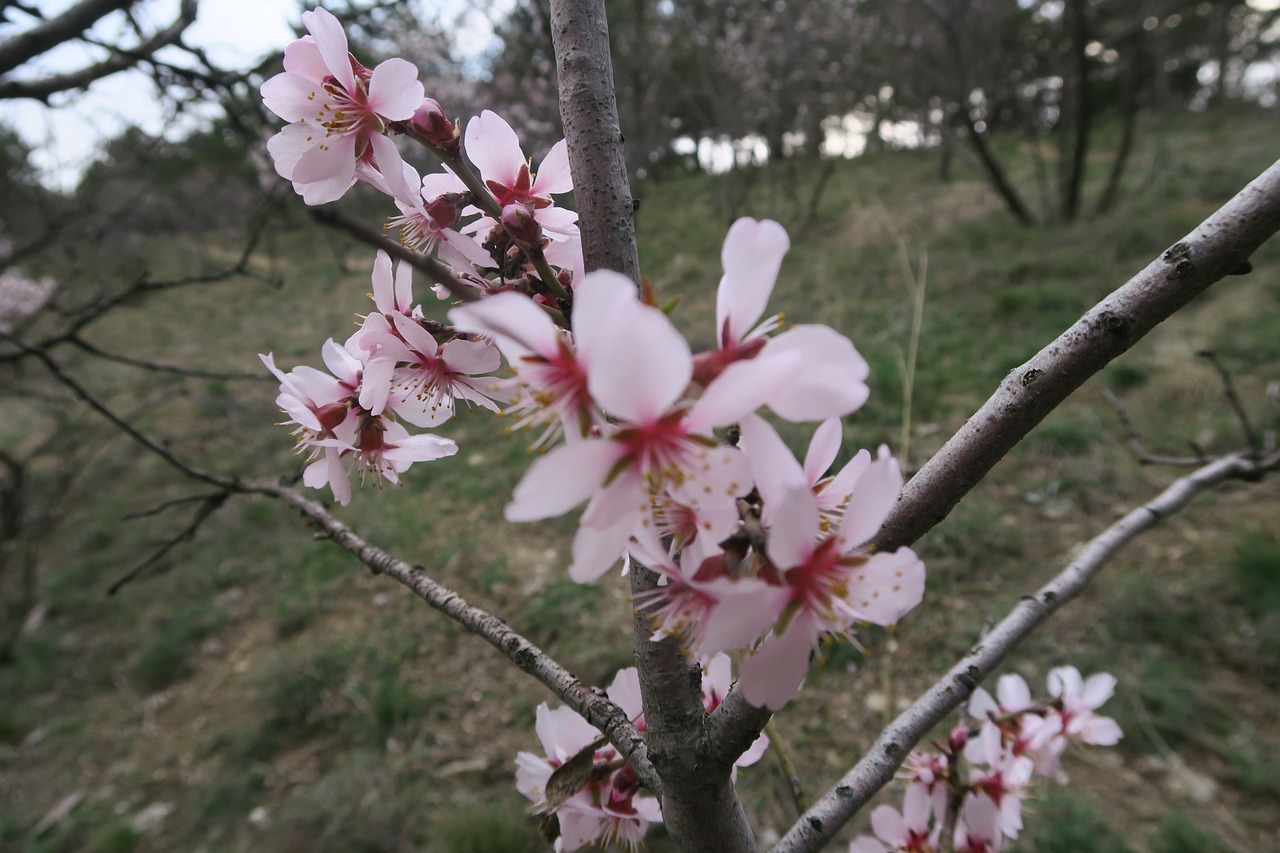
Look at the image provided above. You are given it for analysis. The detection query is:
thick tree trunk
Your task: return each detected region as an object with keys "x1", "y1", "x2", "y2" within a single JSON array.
[{"x1": 549, "y1": 3, "x2": 759, "y2": 850}]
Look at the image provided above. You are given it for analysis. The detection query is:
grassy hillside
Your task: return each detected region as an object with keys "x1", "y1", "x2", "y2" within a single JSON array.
[{"x1": 2, "y1": 107, "x2": 1278, "y2": 852}]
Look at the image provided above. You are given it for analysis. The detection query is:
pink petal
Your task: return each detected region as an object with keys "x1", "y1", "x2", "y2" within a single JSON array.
[
  {"x1": 464, "y1": 110, "x2": 523, "y2": 185},
  {"x1": 291, "y1": 134, "x2": 358, "y2": 204},
  {"x1": 738, "y1": 609, "x2": 819, "y2": 710},
  {"x1": 766, "y1": 484, "x2": 820, "y2": 570},
  {"x1": 366, "y1": 133, "x2": 413, "y2": 203},
  {"x1": 506, "y1": 439, "x2": 621, "y2": 521},
  {"x1": 383, "y1": 434, "x2": 459, "y2": 466},
  {"x1": 1081, "y1": 717, "x2": 1123, "y2": 746},
  {"x1": 367, "y1": 58, "x2": 424, "y2": 120},
  {"x1": 1047, "y1": 666, "x2": 1082, "y2": 699},
  {"x1": 737, "y1": 414, "x2": 806, "y2": 526},
  {"x1": 390, "y1": 312, "x2": 440, "y2": 357},
  {"x1": 836, "y1": 453, "x2": 903, "y2": 548},
  {"x1": 370, "y1": 250, "x2": 395, "y2": 312},
  {"x1": 606, "y1": 667, "x2": 644, "y2": 721},
  {"x1": 322, "y1": 337, "x2": 362, "y2": 381},
  {"x1": 265, "y1": 122, "x2": 315, "y2": 179},
  {"x1": 301, "y1": 7, "x2": 355, "y2": 93},
  {"x1": 804, "y1": 418, "x2": 843, "y2": 485},
  {"x1": 440, "y1": 338, "x2": 500, "y2": 374},
  {"x1": 358, "y1": 357, "x2": 396, "y2": 415},
  {"x1": 584, "y1": 296, "x2": 691, "y2": 425},
  {"x1": 569, "y1": 473, "x2": 646, "y2": 582},
  {"x1": 693, "y1": 579, "x2": 789, "y2": 658},
  {"x1": 997, "y1": 673, "x2": 1032, "y2": 711},
  {"x1": 844, "y1": 547, "x2": 925, "y2": 626},
  {"x1": 758, "y1": 325, "x2": 870, "y2": 421},
  {"x1": 871, "y1": 804, "x2": 908, "y2": 846},
  {"x1": 716, "y1": 218, "x2": 790, "y2": 347},
  {"x1": 686, "y1": 352, "x2": 799, "y2": 430},
  {"x1": 281, "y1": 34, "x2": 327, "y2": 81},
  {"x1": 261, "y1": 71, "x2": 322, "y2": 122},
  {"x1": 1081, "y1": 672, "x2": 1117, "y2": 709},
  {"x1": 449, "y1": 291, "x2": 559, "y2": 362},
  {"x1": 532, "y1": 139, "x2": 573, "y2": 194}
]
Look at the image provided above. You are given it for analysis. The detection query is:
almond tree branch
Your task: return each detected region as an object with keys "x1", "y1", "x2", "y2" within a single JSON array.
[
  {"x1": 550, "y1": 0, "x2": 640, "y2": 284},
  {"x1": 0, "y1": 0, "x2": 132, "y2": 75},
  {"x1": 245, "y1": 478, "x2": 661, "y2": 795},
  {"x1": 0, "y1": 0, "x2": 197, "y2": 102},
  {"x1": 309, "y1": 207, "x2": 479, "y2": 303},
  {"x1": 770, "y1": 449, "x2": 1280, "y2": 853},
  {"x1": 870, "y1": 159, "x2": 1280, "y2": 554}
]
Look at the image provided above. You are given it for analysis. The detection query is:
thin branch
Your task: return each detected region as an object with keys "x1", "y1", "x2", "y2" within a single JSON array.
[
  {"x1": 10, "y1": 339, "x2": 236, "y2": 490},
  {"x1": 243, "y1": 477, "x2": 661, "y2": 795},
  {"x1": 1102, "y1": 387, "x2": 1208, "y2": 466},
  {"x1": 0, "y1": 0, "x2": 197, "y2": 101},
  {"x1": 0, "y1": 0, "x2": 132, "y2": 76},
  {"x1": 309, "y1": 207, "x2": 478, "y2": 303},
  {"x1": 871, "y1": 159, "x2": 1280, "y2": 554},
  {"x1": 764, "y1": 718, "x2": 807, "y2": 816},
  {"x1": 1197, "y1": 349, "x2": 1262, "y2": 454},
  {"x1": 107, "y1": 491, "x2": 228, "y2": 595},
  {"x1": 122, "y1": 491, "x2": 228, "y2": 521},
  {"x1": 67, "y1": 335, "x2": 272, "y2": 382},
  {"x1": 770, "y1": 450, "x2": 1280, "y2": 853}
]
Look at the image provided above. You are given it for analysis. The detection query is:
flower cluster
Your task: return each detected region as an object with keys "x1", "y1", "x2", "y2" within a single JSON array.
[
  {"x1": 849, "y1": 667, "x2": 1122, "y2": 853},
  {"x1": 516, "y1": 655, "x2": 766, "y2": 852},
  {"x1": 259, "y1": 8, "x2": 926, "y2": 714}
]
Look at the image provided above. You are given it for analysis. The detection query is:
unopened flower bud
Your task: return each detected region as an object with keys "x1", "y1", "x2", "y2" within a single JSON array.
[
  {"x1": 949, "y1": 724, "x2": 969, "y2": 752},
  {"x1": 411, "y1": 98, "x2": 456, "y2": 149},
  {"x1": 425, "y1": 193, "x2": 463, "y2": 230},
  {"x1": 501, "y1": 204, "x2": 542, "y2": 245}
]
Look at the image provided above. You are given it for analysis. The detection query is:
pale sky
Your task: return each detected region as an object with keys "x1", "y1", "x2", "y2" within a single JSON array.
[{"x1": 2, "y1": 0, "x2": 502, "y2": 190}]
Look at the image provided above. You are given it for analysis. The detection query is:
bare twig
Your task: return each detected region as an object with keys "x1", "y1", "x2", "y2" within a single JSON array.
[
  {"x1": 309, "y1": 207, "x2": 478, "y2": 303},
  {"x1": 244, "y1": 478, "x2": 661, "y2": 795},
  {"x1": 764, "y1": 718, "x2": 807, "y2": 816},
  {"x1": 1197, "y1": 349, "x2": 1262, "y2": 453},
  {"x1": 12, "y1": 340, "x2": 236, "y2": 491},
  {"x1": 770, "y1": 449, "x2": 1280, "y2": 853},
  {"x1": 0, "y1": 0, "x2": 132, "y2": 75},
  {"x1": 0, "y1": 0, "x2": 197, "y2": 102},
  {"x1": 1102, "y1": 387, "x2": 1208, "y2": 466},
  {"x1": 107, "y1": 491, "x2": 229, "y2": 594},
  {"x1": 67, "y1": 335, "x2": 272, "y2": 382}
]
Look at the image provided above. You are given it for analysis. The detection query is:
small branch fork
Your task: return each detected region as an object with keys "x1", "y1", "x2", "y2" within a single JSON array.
[{"x1": 770, "y1": 448, "x2": 1280, "y2": 853}]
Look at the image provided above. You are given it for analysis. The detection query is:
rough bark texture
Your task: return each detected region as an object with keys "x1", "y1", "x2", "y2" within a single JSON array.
[
  {"x1": 872, "y1": 158, "x2": 1280, "y2": 554},
  {"x1": 550, "y1": 0, "x2": 640, "y2": 284},
  {"x1": 771, "y1": 450, "x2": 1279, "y2": 853},
  {"x1": 550, "y1": 2, "x2": 755, "y2": 848}
]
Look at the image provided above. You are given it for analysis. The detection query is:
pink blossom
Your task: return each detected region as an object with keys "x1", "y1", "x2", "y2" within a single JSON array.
[
  {"x1": 693, "y1": 218, "x2": 871, "y2": 422},
  {"x1": 966, "y1": 724, "x2": 1034, "y2": 839},
  {"x1": 953, "y1": 796, "x2": 1003, "y2": 853},
  {"x1": 515, "y1": 686, "x2": 661, "y2": 852},
  {"x1": 262, "y1": 7, "x2": 424, "y2": 204},
  {"x1": 464, "y1": 110, "x2": 578, "y2": 240},
  {"x1": 848, "y1": 784, "x2": 936, "y2": 853},
  {"x1": 489, "y1": 271, "x2": 769, "y2": 582},
  {"x1": 735, "y1": 416, "x2": 925, "y2": 710},
  {"x1": 448, "y1": 289, "x2": 598, "y2": 446}
]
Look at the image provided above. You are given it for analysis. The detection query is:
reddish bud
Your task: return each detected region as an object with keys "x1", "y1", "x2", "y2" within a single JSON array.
[
  {"x1": 425, "y1": 193, "x2": 463, "y2": 230},
  {"x1": 949, "y1": 724, "x2": 969, "y2": 752},
  {"x1": 411, "y1": 98, "x2": 456, "y2": 148},
  {"x1": 501, "y1": 204, "x2": 542, "y2": 245}
]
